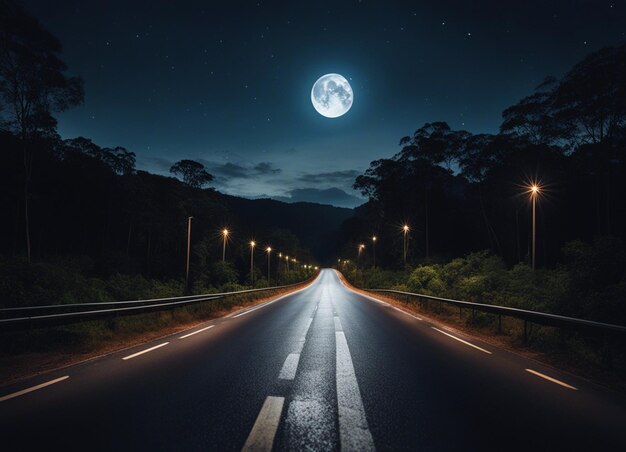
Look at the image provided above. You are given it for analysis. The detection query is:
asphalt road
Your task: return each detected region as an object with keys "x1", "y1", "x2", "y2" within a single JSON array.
[{"x1": 1, "y1": 269, "x2": 626, "y2": 451}]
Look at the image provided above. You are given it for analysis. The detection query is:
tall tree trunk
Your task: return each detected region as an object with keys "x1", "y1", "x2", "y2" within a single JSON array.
[
  {"x1": 126, "y1": 220, "x2": 133, "y2": 255},
  {"x1": 22, "y1": 139, "x2": 32, "y2": 263},
  {"x1": 424, "y1": 192, "x2": 430, "y2": 259}
]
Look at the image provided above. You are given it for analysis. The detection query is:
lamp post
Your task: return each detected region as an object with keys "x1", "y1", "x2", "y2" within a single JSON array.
[
  {"x1": 358, "y1": 244, "x2": 365, "y2": 268},
  {"x1": 186, "y1": 216, "x2": 193, "y2": 290},
  {"x1": 529, "y1": 184, "x2": 541, "y2": 270},
  {"x1": 372, "y1": 235, "x2": 377, "y2": 268},
  {"x1": 266, "y1": 246, "x2": 272, "y2": 286},
  {"x1": 222, "y1": 228, "x2": 229, "y2": 262},
  {"x1": 402, "y1": 225, "x2": 410, "y2": 265},
  {"x1": 249, "y1": 241, "x2": 256, "y2": 285},
  {"x1": 286, "y1": 255, "x2": 290, "y2": 272}
]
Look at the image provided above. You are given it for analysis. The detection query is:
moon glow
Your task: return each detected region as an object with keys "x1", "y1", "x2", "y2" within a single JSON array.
[{"x1": 311, "y1": 73, "x2": 353, "y2": 118}]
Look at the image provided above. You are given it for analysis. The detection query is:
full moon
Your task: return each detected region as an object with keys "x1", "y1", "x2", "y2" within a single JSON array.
[{"x1": 311, "y1": 73, "x2": 353, "y2": 118}]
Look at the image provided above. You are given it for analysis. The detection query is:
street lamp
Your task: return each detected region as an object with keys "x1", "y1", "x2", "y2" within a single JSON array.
[
  {"x1": 186, "y1": 216, "x2": 193, "y2": 290},
  {"x1": 527, "y1": 183, "x2": 541, "y2": 270},
  {"x1": 372, "y1": 235, "x2": 377, "y2": 268},
  {"x1": 285, "y1": 255, "x2": 290, "y2": 272},
  {"x1": 222, "y1": 228, "x2": 229, "y2": 262},
  {"x1": 249, "y1": 241, "x2": 256, "y2": 285},
  {"x1": 266, "y1": 246, "x2": 272, "y2": 286},
  {"x1": 402, "y1": 224, "x2": 410, "y2": 265},
  {"x1": 358, "y1": 244, "x2": 365, "y2": 268}
]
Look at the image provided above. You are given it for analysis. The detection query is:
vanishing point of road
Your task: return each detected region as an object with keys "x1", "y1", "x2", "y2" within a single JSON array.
[{"x1": 2, "y1": 269, "x2": 626, "y2": 451}]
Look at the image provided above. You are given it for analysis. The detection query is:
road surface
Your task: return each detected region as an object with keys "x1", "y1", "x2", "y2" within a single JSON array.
[{"x1": 1, "y1": 269, "x2": 625, "y2": 451}]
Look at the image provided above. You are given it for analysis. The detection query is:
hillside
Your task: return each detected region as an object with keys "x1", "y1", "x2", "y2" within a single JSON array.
[{"x1": 223, "y1": 195, "x2": 354, "y2": 263}]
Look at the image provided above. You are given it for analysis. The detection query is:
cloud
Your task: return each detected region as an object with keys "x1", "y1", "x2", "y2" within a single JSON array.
[
  {"x1": 254, "y1": 162, "x2": 281, "y2": 175},
  {"x1": 197, "y1": 160, "x2": 282, "y2": 181},
  {"x1": 275, "y1": 187, "x2": 364, "y2": 209},
  {"x1": 146, "y1": 157, "x2": 175, "y2": 173},
  {"x1": 297, "y1": 170, "x2": 360, "y2": 185}
]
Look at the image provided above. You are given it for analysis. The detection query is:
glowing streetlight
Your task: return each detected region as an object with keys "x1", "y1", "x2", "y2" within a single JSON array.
[
  {"x1": 372, "y1": 235, "x2": 377, "y2": 268},
  {"x1": 186, "y1": 216, "x2": 193, "y2": 290},
  {"x1": 527, "y1": 183, "x2": 541, "y2": 270},
  {"x1": 249, "y1": 241, "x2": 256, "y2": 285},
  {"x1": 285, "y1": 255, "x2": 290, "y2": 272},
  {"x1": 221, "y1": 228, "x2": 229, "y2": 262},
  {"x1": 266, "y1": 246, "x2": 272, "y2": 286},
  {"x1": 402, "y1": 224, "x2": 410, "y2": 265},
  {"x1": 358, "y1": 243, "x2": 365, "y2": 258}
]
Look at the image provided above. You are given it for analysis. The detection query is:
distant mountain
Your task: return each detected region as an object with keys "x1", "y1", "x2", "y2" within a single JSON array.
[{"x1": 222, "y1": 195, "x2": 354, "y2": 263}]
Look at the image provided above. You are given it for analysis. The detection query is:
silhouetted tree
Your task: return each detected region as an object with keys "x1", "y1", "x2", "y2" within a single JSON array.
[
  {"x1": 0, "y1": 0, "x2": 84, "y2": 262},
  {"x1": 170, "y1": 159, "x2": 214, "y2": 188}
]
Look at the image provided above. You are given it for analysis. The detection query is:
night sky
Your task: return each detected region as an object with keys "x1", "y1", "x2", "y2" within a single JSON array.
[{"x1": 22, "y1": 0, "x2": 626, "y2": 208}]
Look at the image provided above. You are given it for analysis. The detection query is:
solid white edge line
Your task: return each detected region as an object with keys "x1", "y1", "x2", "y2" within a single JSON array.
[
  {"x1": 335, "y1": 331, "x2": 375, "y2": 451},
  {"x1": 122, "y1": 342, "x2": 169, "y2": 360},
  {"x1": 525, "y1": 368, "x2": 578, "y2": 390},
  {"x1": 0, "y1": 375, "x2": 69, "y2": 403},
  {"x1": 333, "y1": 269, "x2": 424, "y2": 321},
  {"x1": 431, "y1": 327, "x2": 492, "y2": 355},
  {"x1": 233, "y1": 281, "x2": 316, "y2": 319},
  {"x1": 242, "y1": 396, "x2": 285, "y2": 451},
  {"x1": 179, "y1": 324, "x2": 214, "y2": 339}
]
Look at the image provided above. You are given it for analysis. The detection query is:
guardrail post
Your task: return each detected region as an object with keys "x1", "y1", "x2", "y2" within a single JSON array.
[
  {"x1": 459, "y1": 306, "x2": 462, "y2": 319},
  {"x1": 498, "y1": 315, "x2": 502, "y2": 334},
  {"x1": 523, "y1": 320, "x2": 529, "y2": 345},
  {"x1": 601, "y1": 334, "x2": 613, "y2": 370}
]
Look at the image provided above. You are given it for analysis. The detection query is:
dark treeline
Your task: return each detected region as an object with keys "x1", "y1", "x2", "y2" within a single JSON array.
[
  {"x1": 339, "y1": 44, "x2": 626, "y2": 326},
  {"x1": 0, "y1": 2, "x2": 347, "y2": 307},
  {"x1": 341, "y1": 44, "x2": 626, "y2": 270}
]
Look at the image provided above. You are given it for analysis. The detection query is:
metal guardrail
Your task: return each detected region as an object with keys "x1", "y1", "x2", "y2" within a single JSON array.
[
  {"x1": 368, "y1": 289, "x2": 626, "y2": 341},
  {"x1": 0, "y1": 280, "x2": 312, "y2": 331}
]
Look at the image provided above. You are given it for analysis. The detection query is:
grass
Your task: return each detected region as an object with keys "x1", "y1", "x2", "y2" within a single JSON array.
[{"x1": 362, "y1": 288, "x2": 626, "y2": 392}]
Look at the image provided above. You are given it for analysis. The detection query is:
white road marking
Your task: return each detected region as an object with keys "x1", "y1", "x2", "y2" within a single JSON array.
[
  {"x1": 179, "y1": 325, "x2": 214, "y2": 339},
  {"x1": 0, "y1": 376, "x2": 69, "y2": 403},
  {"x1": 233, "y1": 304, "x2": 269, "y2": 318},
  {"x1": 302, "y1": 318, "x2": 312, "y2": 338},
  {"x1": 335, "y1": 331, "x2": 375, "y2": 451},
  {"x1": 334, "y1": 316, "x2": 343, "y2": 332},
  {"x1": 526, "y1": 369, "x2": 578, "y2": 390},
  {"x1": 391, "y1": 305, "x2": 423, "y2": 321},
  {"x1": 233, "y1": 283, "x2": 314, "y2": 319},
  {"x1": 122, "y1": 342, "x2": 169, "y2": 360},
  {"x1": 242, "y1": 396, "x2": 285, "y2": 451},
  {"x1": 278, "y1": 353, "x2": 301, "y2": 380},
  {"x1": 431, "y1": 327, "x2": 492, "y2": 355}
]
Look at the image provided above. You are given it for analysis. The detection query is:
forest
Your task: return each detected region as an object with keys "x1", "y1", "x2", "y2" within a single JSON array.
[
  {"x1": 0, "y1": 2, "x2": 349, "y2": 308},
  {"x1": 340, "y1": 44, "x2": 626, "y2": 325}
]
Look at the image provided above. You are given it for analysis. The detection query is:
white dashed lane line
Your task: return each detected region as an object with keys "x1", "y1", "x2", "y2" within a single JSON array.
[
  {"x1": 431, "y1": 327, "x2": 492, "y2": 355},
  {"x1": 242, "y1": 396, "x2": 285, "y2": 451},
  {"x1": 0, "y1": 376, "x2": 69, "y2": 403},
  {"x1": 526, "y1": 368, "x2": 578, "y2": 390},
  {"x1": 179, "y1": 325, "x2": 214, "y2": 339},
  {"x1": 278, "y1": 354, "x2": 301, "y2": 380},
  {"x1": 122, "y1": 342, "x2": 169, "y2": 360}
]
